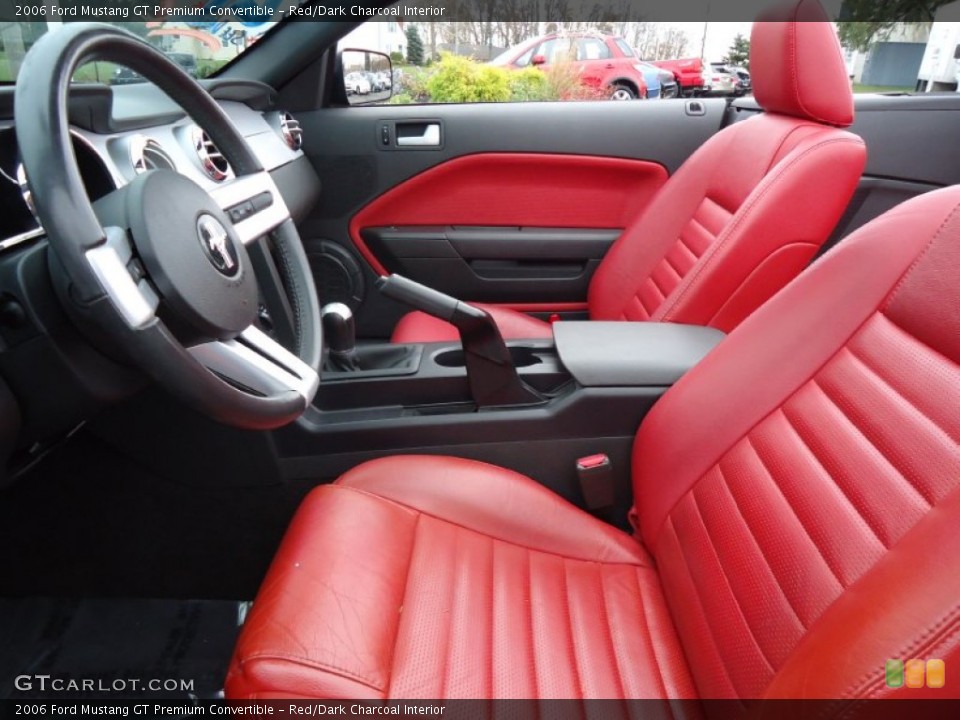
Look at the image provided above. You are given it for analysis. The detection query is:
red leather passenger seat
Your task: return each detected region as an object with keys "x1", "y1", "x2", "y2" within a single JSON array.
[{"x1": 391, "y1": 0, "x2": 866, "y2": 344}]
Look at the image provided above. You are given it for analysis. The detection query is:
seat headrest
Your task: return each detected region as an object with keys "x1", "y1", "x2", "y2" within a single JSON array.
[{"x1": 751, "y1": 0, "x2": 854, "y2": 127}]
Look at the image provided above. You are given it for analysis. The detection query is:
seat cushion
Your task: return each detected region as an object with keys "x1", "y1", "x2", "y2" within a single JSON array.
[
  {"x1": 226, "y1": 455, "x2": 697, "y2": 700},
  {"x1": 391, "y1": 304, "x2": 553, "y2": 344}
]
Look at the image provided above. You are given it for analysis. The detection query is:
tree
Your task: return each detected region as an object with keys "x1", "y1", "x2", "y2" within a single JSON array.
[
  {"x1": 837, "y1": 21, "x2": 898, "y2": 51},
  {"x1": 723, "y1": 33, "x2": 750, "y2": 69},
  {"x1": 835, "y1": 0, "x2": 948, "y2": 51},
  {"x1": 406, "y1": 25, "x2": 425, "y2": 66}
]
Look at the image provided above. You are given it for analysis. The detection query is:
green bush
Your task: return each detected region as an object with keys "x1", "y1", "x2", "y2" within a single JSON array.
[
  {"x1": 398, "y1": 66, "x2": 432, "y2": 103},
  {"x1": 426, "y1": 54, "x2": 511, "y2": 103},
  {"x1": 507, "y1": 67, "x2": 551, "y2": 102},
  {"x1": 389, "y1": 55, "x2": 614, "y2": 105}
]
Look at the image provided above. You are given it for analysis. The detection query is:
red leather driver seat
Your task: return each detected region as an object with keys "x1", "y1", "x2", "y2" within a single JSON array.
[
  {"x1": 228, "y1": 182, "x2": 960, "y2": 701},
  {"x1": 390, "y1": 0, "x2": 866, "y2": 344}
]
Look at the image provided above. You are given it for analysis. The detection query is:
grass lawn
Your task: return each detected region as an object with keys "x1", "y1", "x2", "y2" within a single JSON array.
[{"x1": 852, "y1": 84, "x2": 914, "y2": 94}]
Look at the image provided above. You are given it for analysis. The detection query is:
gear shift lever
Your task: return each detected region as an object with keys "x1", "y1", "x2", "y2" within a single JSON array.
[{"x1": 322, "y1": 303, "x2": 360, "y2": 372}]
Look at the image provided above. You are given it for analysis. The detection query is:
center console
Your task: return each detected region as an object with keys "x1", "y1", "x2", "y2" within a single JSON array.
[
  {"x1": 91, "y1": 275, "x2": 725, "y2": 527},
  {"x1": 273, "y1": 276, "x2": 725, "y2": 523}
]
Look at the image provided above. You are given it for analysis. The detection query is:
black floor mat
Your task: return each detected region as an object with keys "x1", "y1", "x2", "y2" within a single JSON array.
[
  {"x1": 0, "y1": 597, "x2": 241, "y2": 699},
  {"x1": 0, "y1": 430, "x2": 314, "y2": 600}
]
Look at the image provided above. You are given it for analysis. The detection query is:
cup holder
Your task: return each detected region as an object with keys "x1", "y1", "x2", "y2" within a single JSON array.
[{"x1": 434, "y1": 346, "x2": 543, "y2": 369}]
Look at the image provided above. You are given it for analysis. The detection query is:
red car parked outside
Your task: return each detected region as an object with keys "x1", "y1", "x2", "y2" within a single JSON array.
[
  {"x1": 653, "y1": 56, "x2": 707, "y2": 96},
  {"x1": 490, "y1": 32, "x2": 649, "y2": 100}
]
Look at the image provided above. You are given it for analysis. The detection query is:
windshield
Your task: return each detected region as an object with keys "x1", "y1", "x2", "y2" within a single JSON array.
[{"x1": 0, "y1": 19, "x2": 283, "y2": 84}]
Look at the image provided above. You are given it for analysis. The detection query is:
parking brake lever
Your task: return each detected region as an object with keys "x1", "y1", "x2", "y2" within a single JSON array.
[{"x1": 377, "y1": 274, "x2": 544, "y2": 408}]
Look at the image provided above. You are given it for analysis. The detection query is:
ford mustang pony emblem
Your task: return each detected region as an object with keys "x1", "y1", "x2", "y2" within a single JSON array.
[{"x1": 197, "y1": 214, "x2": 240, "y2": 277}]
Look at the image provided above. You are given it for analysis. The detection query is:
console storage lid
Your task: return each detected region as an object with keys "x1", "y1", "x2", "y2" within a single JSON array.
[{"x1": 553, "y1": 321, "x2": 725, "y2": 387}]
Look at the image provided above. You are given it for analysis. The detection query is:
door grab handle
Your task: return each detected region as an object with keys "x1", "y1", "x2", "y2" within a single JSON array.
[{"x1": 396, "y1": 124, "x2": 441, "y2": 147}]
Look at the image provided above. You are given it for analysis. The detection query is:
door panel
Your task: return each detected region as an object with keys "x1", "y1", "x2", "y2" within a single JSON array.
[
  {"x1": 362, "y1": 223, "x2": 623, "y2": 302},
  {"x1": 349, "y1": 153, "x2": 667, "y2": 301},
  {"x1": 295, "y1": 99, "x2": 729, "y2": 338}
]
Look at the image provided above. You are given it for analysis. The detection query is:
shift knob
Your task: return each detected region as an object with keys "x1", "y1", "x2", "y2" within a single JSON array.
[{"x1": 321, "y1": 303, "x2": 359, "y2": 371}]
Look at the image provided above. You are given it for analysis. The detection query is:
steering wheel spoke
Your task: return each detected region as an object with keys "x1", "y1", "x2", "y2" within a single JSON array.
[
  {"x1": 188, "y1": 325, "x2": 319, "y2": 403},
  {"x1": 85, "y1": 226, "x2": 160, "y2": 329},
  {"x1": 210, "y1": 172, "x2": 291, "y2": 246}
]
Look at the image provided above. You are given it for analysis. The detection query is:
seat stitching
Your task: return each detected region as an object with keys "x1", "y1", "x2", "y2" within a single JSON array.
[
  {"x1": 675, "y1": 230, "x2": 704, "y2": 261},
  {"x1": 811, "y1": 377, "x2": 935, "y2": 507},
  {"x1": 385, "y1": 513, "x2": 420, "y2": 698},
  {"x1": 525, "y1": 547, "x2": 539, "y2": 700},
  {"x1": 439, "y1": 525, "x2": 458, "y2": 699},
  {"x1": 688, "y1": 482, "x2": 777, "y2": 675},
  {"x1": 684, "y1": 213, "x2": 716, "y2": 249},
  {"x1": 882, "y1": 201, "x2": 960, "y2": 310},
  {"x1": 655, "y1": 137, "x2": 864, "y2": 323},
  {"x1": 778, "y1": 404, "x2": 889, "y2": 550},
  {"x1": 704, "y1": 241, "x2": 820, "y2": 328},
  {"x1": 596, "y1": 568, "x2": 627, "y2": 701},
  {"x1": 238, "y1": 652, "x2": 384, "y2": 693},
  {"x1": 664, "y1": 516, "x2": 746, "y2": 704},
  {"x1": 715, "y1": 455, "x2": 809, "y2": 632},
  {"x1": 659, "y1": 251, "x2": 684, "y2": 281},
  {"x1": 846, "y1": 604, "x2": 960, "y2": 701},
  {"x1": 646, "y1": 274, "x2": 667, "y2": 303},
  {"x1": 844, "y1": 344, "x2": 960, "y2": 444},
  {"x1": 880, "y1": 309, "x2": 960, "y2": 370},
  {"x1": 631, "y1": 566, "x2": 670, "y2": 702},
  {"x1": 488, "y1": 535, "x2": 495, "y2": 698},
  {"x1": 332, "y1": 485, "x2": 649, "y2": 567},
  {"x1": 745, "y1": 431, "x2": 847, "y2": 591},
  {"x1": 560, "y1": 558, "x2": 585, "y2": 701},
  {"x1": 649, "y1": 297, "x2": 898, "y2": 551}
]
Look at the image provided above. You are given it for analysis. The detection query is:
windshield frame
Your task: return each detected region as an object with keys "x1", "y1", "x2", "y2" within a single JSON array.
[{"x1": 0, "y1": 16, "x2": 291, "y2": 86}]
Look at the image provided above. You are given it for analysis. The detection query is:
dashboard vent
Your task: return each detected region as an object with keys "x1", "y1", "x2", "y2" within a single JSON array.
[
  {"x1": 191, "y1": 127, "x2": 230, "y2": 182},
  {"x1": 278, "y1": 111, "x2": 303, "y2": 151},
  {"x1": 131, "y1": 136, "x2": 175, "y2": 175}
]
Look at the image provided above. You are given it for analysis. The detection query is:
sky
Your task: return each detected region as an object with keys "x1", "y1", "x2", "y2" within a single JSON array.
[{"x1": 668, "y1": 22, "x2": 754, "y2": 61}]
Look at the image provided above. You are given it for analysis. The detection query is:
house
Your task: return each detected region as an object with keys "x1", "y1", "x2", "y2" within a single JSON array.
[{"x1": 341, "y1": 21, "x2": 406, "y2": 59}]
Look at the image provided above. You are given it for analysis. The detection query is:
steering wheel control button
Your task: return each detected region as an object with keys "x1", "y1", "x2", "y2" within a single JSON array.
[
  {"x1": 228, "y1": 201, "x2": 255, "y2": 223},
  {"x1": 198, "y1": 214, "x2": 241, "y2": 278},
  {"x1": 250, "y1": 191, "x2": 273, "y2": 212}
]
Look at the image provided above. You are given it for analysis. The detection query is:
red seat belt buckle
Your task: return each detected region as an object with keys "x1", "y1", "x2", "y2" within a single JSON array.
[{"x1": 576, "y1": 453, "x2": 614, "y2": 510}]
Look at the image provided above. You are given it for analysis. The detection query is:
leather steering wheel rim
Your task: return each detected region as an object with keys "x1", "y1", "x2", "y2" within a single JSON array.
[{"x1": 14, "y1": 23, "x2": 322, "y2": 430}]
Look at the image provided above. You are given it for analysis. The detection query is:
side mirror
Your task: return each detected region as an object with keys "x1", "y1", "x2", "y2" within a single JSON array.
[
  {"x1": 531, "y1": 54, "x2": 547, "y2": 66},
  {"x1": 342, "y1": 49, "x2": 393, "y2": 105}
]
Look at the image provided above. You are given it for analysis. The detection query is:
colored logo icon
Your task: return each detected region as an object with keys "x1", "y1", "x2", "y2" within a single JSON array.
[{"x1": 885, "y1": 659, "x2": 945, "y2": 688}]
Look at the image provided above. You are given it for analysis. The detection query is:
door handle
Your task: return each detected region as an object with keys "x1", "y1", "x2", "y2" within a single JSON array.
[{"x1": 396, "y1": 123, "x2": 441, "y2": 147}]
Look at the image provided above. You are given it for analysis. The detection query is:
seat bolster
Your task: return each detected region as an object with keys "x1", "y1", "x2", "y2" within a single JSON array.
[
  {"x1": 338, "y1": 455, "x2": 649, "y2": 566},
  {"x1": 765, "y1": 487, "x2": 960, "y2": 700},
  {"x1": 226, "y1": 485, "x2": 419, "y2": 700},
  {"x1": 391, "y1": 305, "x2": 553, "y2": 343}
]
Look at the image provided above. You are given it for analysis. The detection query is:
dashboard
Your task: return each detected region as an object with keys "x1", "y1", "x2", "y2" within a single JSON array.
[
  {"x1": 0, "y1": 80, "x2": 308, "y2": 256},
  {"x1": 0, "y1": 79, "x2": 322, "y2": 473}
]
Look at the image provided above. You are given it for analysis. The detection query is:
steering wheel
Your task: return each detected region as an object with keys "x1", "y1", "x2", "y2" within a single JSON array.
[{"x1": 14, "y1": 24, "x2": 322, "y2": 430}]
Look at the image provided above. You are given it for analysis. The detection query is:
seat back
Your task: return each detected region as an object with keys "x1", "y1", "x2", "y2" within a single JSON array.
[
  {"x1": 632, "y1": 181, "x2": 960, "y2": 700},
  {"x1": 588, "y1": 0, "x2": 865, "y2": 332}
]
